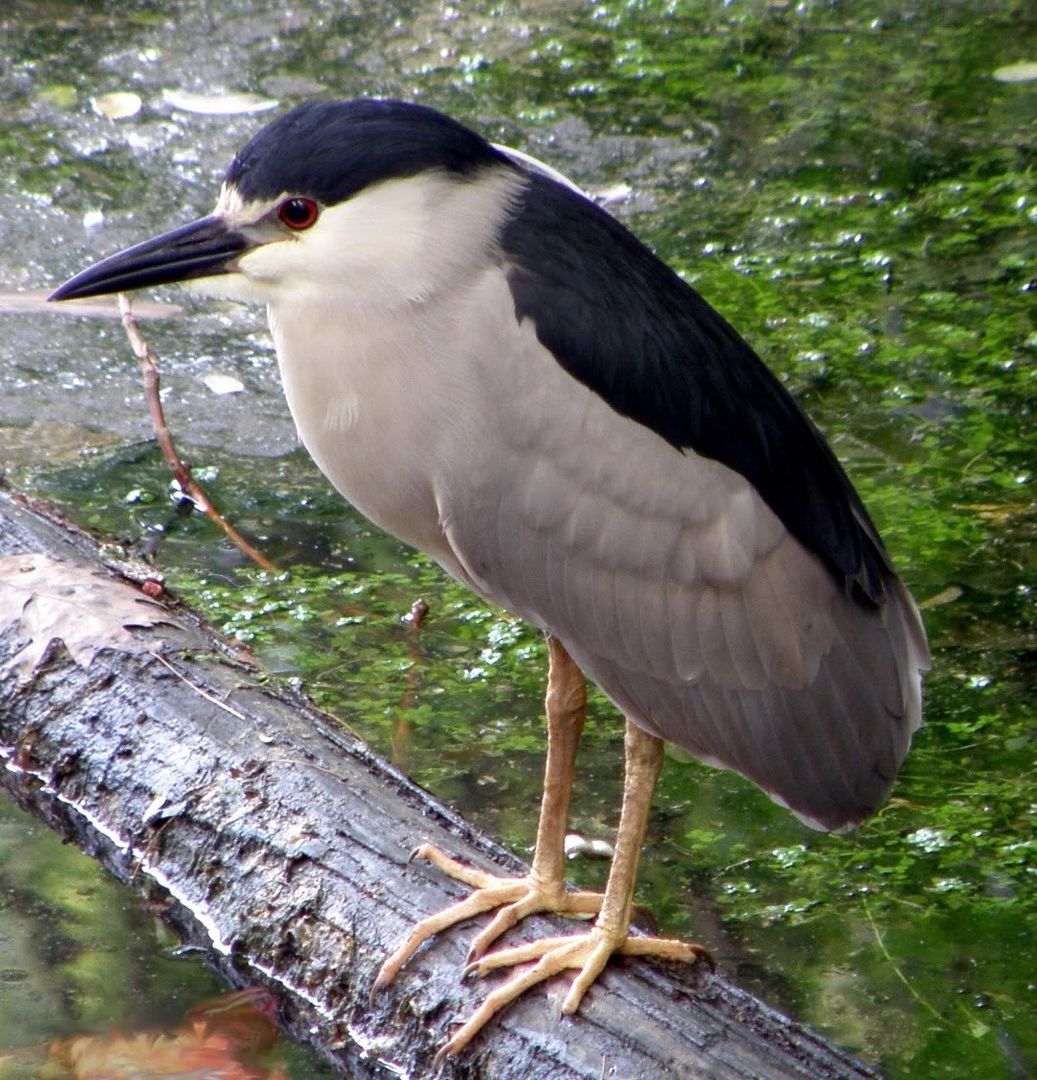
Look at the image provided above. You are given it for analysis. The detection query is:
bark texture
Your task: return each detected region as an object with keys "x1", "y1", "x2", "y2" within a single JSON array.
[{"x1": 0, "y1": 488, "x2": 876, "y2": 1079}]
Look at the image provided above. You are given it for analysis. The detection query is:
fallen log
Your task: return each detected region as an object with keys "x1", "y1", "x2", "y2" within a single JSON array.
[{"x1": 0, "y1": 487, "x2": 875, "y2": 1079}]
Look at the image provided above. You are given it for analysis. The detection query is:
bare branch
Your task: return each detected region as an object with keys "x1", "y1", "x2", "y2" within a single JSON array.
[{"x1": 118, "y1": 293, "x2": 276, "y2": 572}]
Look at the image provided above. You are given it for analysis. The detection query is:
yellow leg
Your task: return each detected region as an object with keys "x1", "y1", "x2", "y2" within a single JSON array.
[
  {"x1": 372, "y1": 636, "x2": 602, "y2": 994},
  {"x1": 437, "y1": 721, "x2": 713, "y2": 1061}
]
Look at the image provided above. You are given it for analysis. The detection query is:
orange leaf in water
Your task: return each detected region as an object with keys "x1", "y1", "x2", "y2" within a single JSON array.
[{"x1": 43, "y1": 989, "x2": 288, "y2": 1079}]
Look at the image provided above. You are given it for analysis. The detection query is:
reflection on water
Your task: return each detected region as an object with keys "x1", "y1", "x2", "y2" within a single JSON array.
[
  {"x1": 0, "y1": 797, "x2": 338, "y2": 1078},
  {"x1": 7, "y1": 984, "x2": 301, "y2": 1080}
]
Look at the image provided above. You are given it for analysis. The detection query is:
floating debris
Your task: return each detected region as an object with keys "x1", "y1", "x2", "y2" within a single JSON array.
[
  {"x1": 992, "y1": 61, "x2": 1037, "y2": 82},
  {"x1": 565, "y1": 832, "x2": 614, "y2": 860},
  {"x1": 593, "y1": 182, "x2": 633, "y2": 205},
  {"x1": 91, "y1": 91, "x2": 143, "y2": 119},
  {"x1": 201, "y1": 373, "x2": 245, "y2": 395},
  {"x1": 921, "y1": 585, "x2": 963, "y2": 610},
  {"x1": 163, "y1": 89, "x2": 279, "y2": 115}
]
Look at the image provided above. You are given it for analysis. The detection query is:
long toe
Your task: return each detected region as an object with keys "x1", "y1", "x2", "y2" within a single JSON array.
[
  {"x1": 374, "y1": 844, "x2": 606, "y2": 993},
  {"x1": 441, "y1": 925, "x2": 710, "y2": 1058},
  {"x1": 372, "y1": 880, "x2": 528, "y2": 994},
  {"x1": 439, "y1": 939, "x2": 588, "y2": 1061}
]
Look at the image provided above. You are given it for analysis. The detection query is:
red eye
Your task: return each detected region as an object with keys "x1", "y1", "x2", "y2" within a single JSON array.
[{"x1": 278, "y1": 197, "x2": 319, "y2": 230}]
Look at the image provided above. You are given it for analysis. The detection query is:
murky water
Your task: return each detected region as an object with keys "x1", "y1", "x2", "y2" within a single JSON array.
[
  {"x1": 1, "y1": 2, "x2": 1034, "y2": 1077},
  {"x1": 0, "y1": 795, "x2": 339, "y2": 1078}
]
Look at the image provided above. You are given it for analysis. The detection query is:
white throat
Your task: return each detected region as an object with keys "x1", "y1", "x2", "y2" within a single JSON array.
[{"x1": 248, "y1": 166, "x2": 526, "y2": 562}]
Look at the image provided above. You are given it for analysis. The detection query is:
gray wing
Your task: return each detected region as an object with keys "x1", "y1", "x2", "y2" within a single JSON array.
[{"x1": 433, "y1": 272, "x2": 929, "y2": 832}]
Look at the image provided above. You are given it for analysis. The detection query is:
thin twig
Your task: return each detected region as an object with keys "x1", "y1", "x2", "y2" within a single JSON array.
[
  {"x1": 861, "y1": 897, "x2": 943, "y2": 1024},
  {"x1": 150, "y1": 652, "x2": 249, "y2": 722},
  {"x1": 118, "y1": 293, "x2": 276, "y2": 572}
]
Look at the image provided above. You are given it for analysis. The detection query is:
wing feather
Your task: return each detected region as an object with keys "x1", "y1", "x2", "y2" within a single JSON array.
[{"x1": 433, "y1": 270, "x2": 928, "y2": 831}]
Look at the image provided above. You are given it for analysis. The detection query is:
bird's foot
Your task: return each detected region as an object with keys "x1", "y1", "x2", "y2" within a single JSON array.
[
  {"x1": 371, "y1": 842, "x2": 604, "y2": 994},
  {"x1": 434, "y1": 925, "x2": 713, "y2": 1061}
]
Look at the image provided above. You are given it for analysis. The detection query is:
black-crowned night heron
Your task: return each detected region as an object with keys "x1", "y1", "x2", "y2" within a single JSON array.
[{"x1": 51, "y1": 98, "x2": 929, "y2": 1056}]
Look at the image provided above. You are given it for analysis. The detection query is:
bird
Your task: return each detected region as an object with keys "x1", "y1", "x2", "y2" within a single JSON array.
[{"x1": 51, "y1": 98, "x2": 929, "y2": 1057}]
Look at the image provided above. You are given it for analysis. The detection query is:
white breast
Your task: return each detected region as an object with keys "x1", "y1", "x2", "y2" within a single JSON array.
[{"x1": 258, "y1": 166, "x2": 527, "y2": 574}]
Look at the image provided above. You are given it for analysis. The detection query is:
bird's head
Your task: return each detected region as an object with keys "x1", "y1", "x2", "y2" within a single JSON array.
[{"x1": 50, "y1": 99, "x2": 531, "y2": 311}]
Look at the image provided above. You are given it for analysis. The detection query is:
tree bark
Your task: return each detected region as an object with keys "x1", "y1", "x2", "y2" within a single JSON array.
[{"x1": 0, "y1": 487, "x2": 875, "y2": 1080}]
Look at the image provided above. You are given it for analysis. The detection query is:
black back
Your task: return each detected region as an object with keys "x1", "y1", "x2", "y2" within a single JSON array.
[
  {"x1": 226, "y1": 99, "x2": 510, "y2": 205},
  {"x1": 501, "y1": 173, "x2": 892, "y2": 606}
]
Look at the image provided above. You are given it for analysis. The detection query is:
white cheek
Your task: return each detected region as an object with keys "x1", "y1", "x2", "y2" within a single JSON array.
[
  {"x1": 285, "y1": 183, "x2": 441, "y2": 306},
  {"x1": 235, "y1": 169, "x2": 524, "y2": 312}
]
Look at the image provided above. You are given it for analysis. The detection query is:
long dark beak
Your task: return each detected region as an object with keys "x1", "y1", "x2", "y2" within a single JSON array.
[{"x1": 49, "y1": 215, "x2": 250, "y2": 302}]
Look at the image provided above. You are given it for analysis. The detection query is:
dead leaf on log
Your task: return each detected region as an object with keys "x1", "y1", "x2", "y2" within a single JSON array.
[{"x1": 0, "y1": 553, "x2": 179, "y2": 681}]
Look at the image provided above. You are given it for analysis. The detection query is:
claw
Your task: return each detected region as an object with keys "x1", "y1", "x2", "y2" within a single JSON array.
[{"x1": 438, "y1": 925, "x2": 710, "y2": 1058}]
